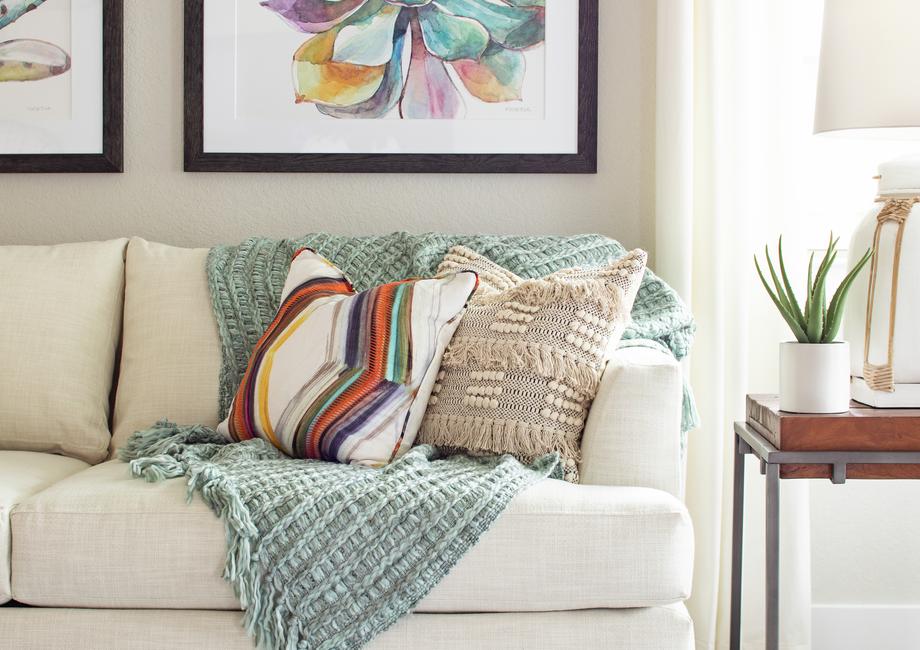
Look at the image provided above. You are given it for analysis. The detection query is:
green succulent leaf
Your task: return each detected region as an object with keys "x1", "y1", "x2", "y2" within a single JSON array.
[
  {"x1": 778, "y1": 237, "x2": 806, "y2": 328},
  {"x1": 755, "y1": 255, "x2": 809, "y2": 343},
  {"x1": 765, "y1": 245, "x2": 793, "y2": 315},
  {"x1": 804, "y1": 250, "x2": 815, "y2": 328},
  {"x1": 807, "y1": 249, "x2": 836, "y2": 343},
  {"x1": 812, "y1": 234, "x2": 836, "y2": 299},
  {"x1": 823, "y1": 248, "x2": 873, "y2": 342},
  {"x1": 756, "y1": 231, "x2": 871, "y2": 345}
]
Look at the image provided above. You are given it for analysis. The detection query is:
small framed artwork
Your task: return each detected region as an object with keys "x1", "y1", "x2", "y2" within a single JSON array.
[
  {"x1": 0, "y1": 0, "x2": 123, "y2": 173},
  {"x1": 185, "y1": 0, "x2": 597, "y2": 173}
]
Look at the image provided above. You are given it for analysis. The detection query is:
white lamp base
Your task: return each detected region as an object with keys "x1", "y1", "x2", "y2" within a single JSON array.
[
  {"x1": 851, "y1": 377, "x2": 920, "y2": 408},
  {"x1": 844, "y1": 157, "x2": 920, "y2": 406}
]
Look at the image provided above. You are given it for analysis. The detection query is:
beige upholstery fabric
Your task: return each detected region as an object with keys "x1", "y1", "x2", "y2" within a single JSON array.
[
  {"x1": 110, "y1": 238, "x2": 221, "y2": 455},
  {"x1": 0, "y1": 240, "x2": 127, "y2": 464},
  {"x1": 11, "y1": 460, "x2": 693, "y2": 612},
  {"x1": 0, "y1": 451, "x2": 88, "y2": 603},
  {"x1": 581, "y1": 344, "x2": 684, "y2": 497},
  {"x1": 0, "y1": 605, "x2": 695, "y2": 650}
]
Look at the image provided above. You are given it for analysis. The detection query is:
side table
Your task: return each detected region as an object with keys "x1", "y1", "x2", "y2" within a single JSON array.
[{"x1": 730, "y1": 395, "x2": 920, "y2": 650}]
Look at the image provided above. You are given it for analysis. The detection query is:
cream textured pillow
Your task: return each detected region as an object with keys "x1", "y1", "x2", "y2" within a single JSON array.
[
  {"x1": 419, "y1": 247, "x2": 647, "y2": 482},
  {"x1": 217, "y1": 248, "x2": 478, "y2": 466},
  {"x1": 0, "y1": 240, "x2": 128, "y2": 464},
  {"x1": 110, "y1": 238, "x2": 222, "y2": 455}
]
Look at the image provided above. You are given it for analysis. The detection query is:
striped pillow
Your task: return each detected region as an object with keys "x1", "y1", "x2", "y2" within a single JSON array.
[{"x1": 217, "y1": 248, "x2": 478, "y2": 466}]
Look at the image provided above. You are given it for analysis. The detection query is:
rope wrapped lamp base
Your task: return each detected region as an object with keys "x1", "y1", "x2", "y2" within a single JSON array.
[{"x1": 861, "y1": 198, "x2": 919, "y2": 393}]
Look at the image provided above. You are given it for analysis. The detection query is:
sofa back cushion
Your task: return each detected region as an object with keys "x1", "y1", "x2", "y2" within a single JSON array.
[
  {"x1": 110, "y1": 239, "x2": 221, "y2": 454},
  {"x1": 0, "y1": 240, "x2": 128, "y2": 464}
]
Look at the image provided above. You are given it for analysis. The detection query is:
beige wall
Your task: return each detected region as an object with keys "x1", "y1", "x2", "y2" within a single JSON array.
[{"x1": 0, "y1": 2, "x2": 657, "y2": 251}]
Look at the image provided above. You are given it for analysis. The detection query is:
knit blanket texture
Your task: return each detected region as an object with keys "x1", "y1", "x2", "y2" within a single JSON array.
[
  {"x1": 208, "y1": 233, "x2": 698, "y2": 432},
  {"x1": 121, "y1": 232, "x2": 696, "y2": 650},
  {"x1": 121, "y1": 426, "x2": 556, "y2": 650}
]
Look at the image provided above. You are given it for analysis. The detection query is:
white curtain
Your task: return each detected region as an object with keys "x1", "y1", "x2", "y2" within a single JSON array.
[{"x1": 656, "y1": 1, "x2": 815, "y2": 648}]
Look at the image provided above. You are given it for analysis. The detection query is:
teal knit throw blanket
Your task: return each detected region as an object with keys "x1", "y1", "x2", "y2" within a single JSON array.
[
  {"x1": 121, "y1": 232, "x2": 696, "y2": 650},
  {"x1": 209, "y1": 232, "x2": 698, "y2": 432},
  {"x1": 121, "y1": 426, "x2": 556, "y2": 649}
]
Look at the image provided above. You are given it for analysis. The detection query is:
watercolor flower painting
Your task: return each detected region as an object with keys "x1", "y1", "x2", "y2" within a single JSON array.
[
  {"x1": 260, "y1": 0, "x2": 546, "y2": 119},
  {"x1": 0, "y1": 0, "x2": 71, "y2": 84}
]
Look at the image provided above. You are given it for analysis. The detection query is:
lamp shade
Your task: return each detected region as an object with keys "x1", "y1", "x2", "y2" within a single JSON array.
[{"x1": 814, "y1": 0, "x2": 920, "y2": 135}]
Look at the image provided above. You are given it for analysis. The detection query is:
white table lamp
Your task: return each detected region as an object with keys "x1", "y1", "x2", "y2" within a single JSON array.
[{"x1": 815, "y1": 0, "x2": 920, "y2": 406}]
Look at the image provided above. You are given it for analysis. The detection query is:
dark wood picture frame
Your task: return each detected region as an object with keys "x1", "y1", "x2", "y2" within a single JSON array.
[
  {"x1": 184, "y1": 0, "x2": 597, "y2": 174},
  {"x1": 0, "y1": 0, "x2": 123, "y2": 173}
]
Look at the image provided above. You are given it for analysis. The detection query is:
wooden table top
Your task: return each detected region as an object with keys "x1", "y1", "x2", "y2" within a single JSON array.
[{"x1": 746, "y1": 394, "x2": 920, "y2": 479}]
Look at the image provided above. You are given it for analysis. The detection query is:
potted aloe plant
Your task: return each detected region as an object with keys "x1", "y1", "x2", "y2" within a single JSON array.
[{"x1": 755, "y1": 234, "x2": 872, "y2": 413}]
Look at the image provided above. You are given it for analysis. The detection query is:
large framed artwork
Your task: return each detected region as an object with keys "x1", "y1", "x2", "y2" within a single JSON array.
[
  {"x1": 0, "y1": 0, "x2": 123, "y2": 173},
  {"x1": 185, "y1": 0, "x2": 597, "y2": 173}
]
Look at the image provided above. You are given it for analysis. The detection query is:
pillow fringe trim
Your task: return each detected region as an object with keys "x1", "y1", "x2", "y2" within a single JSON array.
[
  {"x1": 442, "y1": 337, "x2": 603, "y2": 394},
  {"x1": 421, "y1": 413, "x2": 582, "y2": 462}
]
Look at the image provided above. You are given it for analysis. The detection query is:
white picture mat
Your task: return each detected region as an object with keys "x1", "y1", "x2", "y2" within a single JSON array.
[
  {"x1": 1, "y1": 0, "x2": 72, "y2": 121},
  {"x1": 203, "y1": 0, "x2": 579, "y2": 154},
  {"x1": 0, "y1": 0, "x2": 103, "y2": 155}
]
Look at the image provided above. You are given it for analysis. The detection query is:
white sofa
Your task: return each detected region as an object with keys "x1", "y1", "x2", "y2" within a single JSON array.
[{"x1": 0, "y1": 238, "x2": 694, "y2": 649}]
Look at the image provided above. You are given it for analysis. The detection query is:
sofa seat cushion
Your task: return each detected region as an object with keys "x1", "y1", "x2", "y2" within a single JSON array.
[
  {"x1": 0, "y1": 451, "x2": 89, "y2": 603},
  {"x1": 11, "y1": 460, "x2": 693, "y2": 611}
]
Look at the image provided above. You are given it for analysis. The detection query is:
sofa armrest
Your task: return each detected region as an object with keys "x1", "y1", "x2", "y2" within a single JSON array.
[{"x1": 579, "y1": 344, "x2": 683, "y2": 497}]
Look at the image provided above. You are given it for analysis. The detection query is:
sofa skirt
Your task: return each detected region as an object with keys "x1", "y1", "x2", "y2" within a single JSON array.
[{"x1": 0, "y1": 605, "x2": 694, "y2": 649}]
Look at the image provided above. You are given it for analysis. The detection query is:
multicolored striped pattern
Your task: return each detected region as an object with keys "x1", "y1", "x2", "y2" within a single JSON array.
[{"x1": 218, "y1": 248, "x2": 477, "y2": 466}]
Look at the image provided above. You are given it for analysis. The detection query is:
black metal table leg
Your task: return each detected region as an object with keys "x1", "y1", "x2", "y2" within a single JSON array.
[
  {"x1": 731, "y1": 419, "x2": 920, "y2": 650},
  {"x1": 730, "y1": 433, "x2": 745, "y2": 650},
  {"x1": 765, "y1": 462, "x2": 780, "y2": 650}
]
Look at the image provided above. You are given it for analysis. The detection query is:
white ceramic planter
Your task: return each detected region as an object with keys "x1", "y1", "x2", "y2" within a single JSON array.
[{"x1": 779, "y1": 342, "x2": 851, "y2": 413}]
